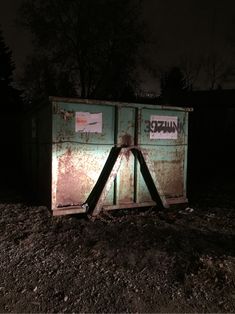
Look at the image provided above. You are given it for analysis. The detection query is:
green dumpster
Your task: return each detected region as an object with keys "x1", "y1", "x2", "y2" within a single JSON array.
[{"x1": 46, "y1": 97, "x2": 192, "y2": 216}]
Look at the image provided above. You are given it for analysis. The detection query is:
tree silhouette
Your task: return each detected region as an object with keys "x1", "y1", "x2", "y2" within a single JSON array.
[
  {"x1": 0, "y1": 27, "x2": 22, "y2": 188},
  {"x1": 0, "y1": 28, "x2": 15, "y2": 87},
  {"x1": 0, "y1": 27, "x2": 21, "y2": 111},
  {"x1": 20, "y1": 55, "x2": 76, "y2": 107},
  {"x1": 160, "y1": 66, "x2": 187, "y2": 104},
  {"x1": 20, "y1": 0, "x2": 145, "y2": 102},
  {"x1": 202, "y1": 53, "x2": 232, "y2": 90},
  {"x1": 179, "y1": 55, "x2": 202, "y2": 91}
]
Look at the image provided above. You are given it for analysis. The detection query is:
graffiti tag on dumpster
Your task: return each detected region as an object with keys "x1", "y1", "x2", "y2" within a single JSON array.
[
  {"x1": 75, "y1": 112, "x2": 102, "y2": 133},
  {"x1": 145, "y1": 115, "x2": 179, "y2": 139}
]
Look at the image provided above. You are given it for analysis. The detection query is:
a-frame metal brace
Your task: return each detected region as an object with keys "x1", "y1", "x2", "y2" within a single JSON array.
[{"x1": 83, "y1": 146, "x2": 169, "y2": 217}]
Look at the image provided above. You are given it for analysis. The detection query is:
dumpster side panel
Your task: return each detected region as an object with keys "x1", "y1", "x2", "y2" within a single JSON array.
[
  {"x1": 54, "y1": 144, "x2": 113, "y2": 207},
  {"x1": 21, "y1": 105, "x2": 52, "y2": 205},
  {"x1": 21, "y1": 113, "x2": 39, "y2": 200},
  {"x1": 52, "y1": 101, "x2": 115, "y2": 210},
  {"x1": 37, "y1": 105, "x2": 52, "y2": 206},
  {"x1": 138, "y1": 108, "x2": 188, "y2": 203}
]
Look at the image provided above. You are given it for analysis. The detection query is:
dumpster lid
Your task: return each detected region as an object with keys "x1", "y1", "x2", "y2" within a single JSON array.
[{"x1": 49, "y1": 96, "x2": 193, "y2": 112}]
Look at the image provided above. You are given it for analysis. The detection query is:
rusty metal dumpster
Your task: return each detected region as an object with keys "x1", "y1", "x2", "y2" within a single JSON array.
[{"x1": 46, "y1": 97, "x2": 192, "y2": 216}]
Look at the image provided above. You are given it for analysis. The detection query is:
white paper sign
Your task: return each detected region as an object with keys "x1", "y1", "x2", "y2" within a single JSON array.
[
  {"x1": 150, "y1": 115, "x2": 178, "y2": 139},
  {"x1": 75, "y1": 112, "x2": 102, "y2": 133}
]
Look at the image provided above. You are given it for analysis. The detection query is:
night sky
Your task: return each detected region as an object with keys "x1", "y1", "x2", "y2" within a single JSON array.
[{"x1": 1, "y1": 0, "x2": 235, "y2": 93}]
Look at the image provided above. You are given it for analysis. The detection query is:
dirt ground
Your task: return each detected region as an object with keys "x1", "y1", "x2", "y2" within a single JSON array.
[{"x1": 0, "y1": 180, "x2": 235, "y2": 313}]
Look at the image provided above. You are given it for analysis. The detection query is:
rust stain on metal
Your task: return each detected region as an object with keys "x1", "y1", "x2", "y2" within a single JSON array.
[
  {"x1": 57, "y1": 153, "x2": 93, "y2": 206},
  {"x1": 67, "y1": 146, "x2": 72, "y2": 155},
  {"x1": 138, "y1": 187, "x2": 152, "y2": 203},
  {"x1": 59, "y1": 109, "x2": 74, "y2": 121},
  {"x1": 56, "y1": 129, "x2": 74, "y2": 142},
  {"x1": 120, "y1": 133, "x2": 132, "y2": 147},
  {"x1": 55, "y1": 147, "x2": 111, "y2": 207},
  {"x1": 80, "y1": 132, "x2": 91, "y2": 143},
  {"x1": 154, "y1": 160, "x2": 184, "y2": 198},
  {"x1": 136, "y1": 148, "x2": 168, "y2": 207},
  {"x1": 118, "y1": 153, "x2": 134, "y2": 204},
  {"x1": 92, "y1": 149, "x2": 125, "y2": 216}
]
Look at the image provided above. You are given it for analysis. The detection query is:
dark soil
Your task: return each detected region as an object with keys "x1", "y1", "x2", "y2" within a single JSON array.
[{"x1": 0, "y1": 181, "x2": 235, "y2": 313}]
